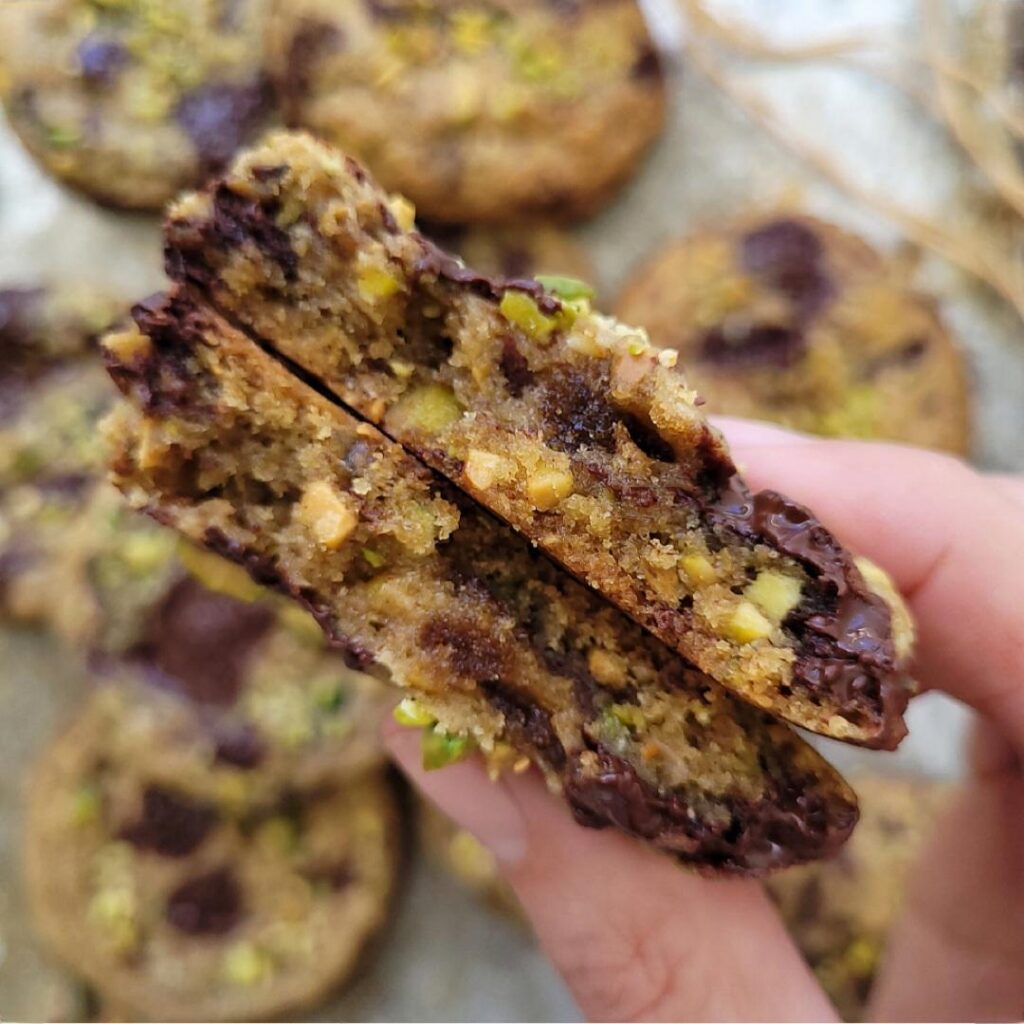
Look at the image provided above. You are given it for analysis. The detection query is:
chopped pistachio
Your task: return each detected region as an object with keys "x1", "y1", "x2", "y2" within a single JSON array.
[
  {"x1": 357, "y1": 265, "x2": 402, "y2": 302},
  {"x1": 361, "y1": 547, "x2": 385, "y2": 568},
  {"x1": 256, "y1": 816, "x2": 299, "y2": 855},
  {"x1": 71, "y1": 784, "x2": 100, "y2": 826},
  {"x1": 610, "y1": 703, "x2": 645, "y2": 731},
  {"x1": 422, "y1": 728, "x2": 472, "y2": 770},
  {"x1": 463, "y1": 449, "x2": 509, "y2": 491},
  {"x1": 387, "y1": 194, "x2": 416, "y2": 232},
  {"x1": 451, "y1": 8, "x2": 494, "y2": 54},
  {"x1": 46, "y1": 124, "x2": 80, "y2": 148},
  {"x1": 224, "y1": 941, "x2": 273, "y2": 986},
  {"x1": 527, "y1": 468, "x2": 574, "y2": 511},
  {"x1": 746, "y1": 570, "x2": 802, "y2": 622},
  {"x1": 392, "y1": 697, "x2": 436, "y2": 728},
  {"x1": 499, "y1": 290, "x2": 557, "y2": 340},
  {"x1": 679, "y1": 552, "x2": 716, "y2": 586},
  {"x1": 657, "y1": 348, "x2": 679, "y2": 369},
  {"x1": 387, "y1": 383, "x2": 463, "y2": 436},
  {"x1": 313, "y1": 681, "x2": 347, "y2": 713},
  {"x1": 536, "y1": 275, "x2": 594, "y2": 303},
  {"x1": 297, "y1": 480, "x2": 359, "y2": 551},
  {"x1": 724, "y1": 601, "x2": 774, "y2": 643}
]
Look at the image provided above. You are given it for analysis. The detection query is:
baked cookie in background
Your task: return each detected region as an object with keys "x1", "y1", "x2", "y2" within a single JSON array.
[
  {"x1": 265, "y1": 0, "x2": 667, "y2": 224},
  {"x1": 0, "y1": 0, "x2": 272, "y2": 210},
  {"x1": 25, "y1": 697, "x2": 402, "y2": 1022},
  {"x1": 766, "y1": 776, "x2": 952, "y2": 1022},
  {"x1": 423, "y1": 224, "x2": 597, "y2": 295},
  {"x1": 616, "y1": 215, "x2": 972, "y2": 454}
]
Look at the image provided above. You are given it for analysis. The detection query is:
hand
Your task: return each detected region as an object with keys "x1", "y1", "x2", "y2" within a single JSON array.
[{"x1": 385, "y1": 422, "x2": 1024, "y2": 1022}]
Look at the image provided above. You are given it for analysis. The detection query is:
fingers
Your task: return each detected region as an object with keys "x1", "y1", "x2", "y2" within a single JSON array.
[
  {"x1": 387, "y1": 724, "x2": 837, "y2": 1023},
  {"x1": 717, "y1": 422, "x2": 1024, "y2": 750}
]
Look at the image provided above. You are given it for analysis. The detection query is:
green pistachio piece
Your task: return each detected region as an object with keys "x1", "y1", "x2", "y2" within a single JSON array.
[
  {"x1": 392, "y1": 697, "x2": 436, "y2": 728},
  {"x1": 421, "y1": 728, "x2": 472, "y2": 770},
  {"x1": 535, "y1": 275, "x2": 594, "y2": 302},
  {"x1": 361, "y1": 547, "x2": 386, "y2": 568}
]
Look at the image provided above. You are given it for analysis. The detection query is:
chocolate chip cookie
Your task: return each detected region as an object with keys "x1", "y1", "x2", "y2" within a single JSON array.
[
  {"x1": 767, "y1": 776, "x2": 951, "y2": 1021},
  {"x1": 264, "y1": 0, "x2": 666, "y2": 223},
  {"x1": 25, "y1": 695, "x2": 401, "y2": 1021},
  {"x1": 162, "y1": 132, "x2": 916, "y2": 749},
  {"x1": 0, "y1": 0, "x2": 272, "y2": 210},
  {"x1": 616, "y1": 215, "x2": 972, "y2": 454}
]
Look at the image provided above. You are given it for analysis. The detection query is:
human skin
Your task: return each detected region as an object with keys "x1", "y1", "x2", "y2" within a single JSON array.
[{"x1": 386, "y1": 421, "x2": 1024, "y2": 1022}]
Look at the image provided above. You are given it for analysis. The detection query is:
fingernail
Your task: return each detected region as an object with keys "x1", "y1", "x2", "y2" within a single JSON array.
[
  {"x1": 384, "y1": 722, "x2": 529, "y2": 865},
  {"x1": 713, "y1": 417, "x2": 815, "y2": 446}
]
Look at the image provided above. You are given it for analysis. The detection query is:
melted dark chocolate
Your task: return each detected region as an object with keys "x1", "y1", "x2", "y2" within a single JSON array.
[
  {"x1": 741, "y1": 219, "x2": 834, "y2": 319},
  {"x1": 175, "y1": 79, "x2": 271, "y2": 173},
  {"x1": 133, "y1": 577, "x2": 274, "y2": 707},
  {"x1": 165, "y1": 867, "x2": 243, "y2": 935},
  {"x1": 120, "y1": 785, "x2": 218, "y2": 857}
]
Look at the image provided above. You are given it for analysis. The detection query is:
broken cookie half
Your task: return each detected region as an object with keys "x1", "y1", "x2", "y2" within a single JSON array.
[
  {"x1": 162, "y1": 131, "x2": 916, "y2": 748},
  {"x1": 101, "y1": 291, "x2": 858, "y2": 874}
]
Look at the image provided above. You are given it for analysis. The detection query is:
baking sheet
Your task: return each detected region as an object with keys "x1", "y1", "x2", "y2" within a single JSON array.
[{"x1": 2, "y1": 1, "x2": 1021, "y2": 1019}]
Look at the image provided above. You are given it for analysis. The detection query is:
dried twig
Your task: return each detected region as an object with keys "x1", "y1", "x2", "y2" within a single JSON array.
[{"x1": 684, "y1": 40, "x2": 1024, "y2": 318}]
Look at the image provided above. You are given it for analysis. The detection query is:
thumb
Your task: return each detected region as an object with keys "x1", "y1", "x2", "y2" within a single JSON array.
[{"x1": 386, "y1": 723, "x2": 837, "y2": 1023}]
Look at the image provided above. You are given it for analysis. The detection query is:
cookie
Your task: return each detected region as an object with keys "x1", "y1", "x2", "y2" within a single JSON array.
[
  {"x1": 616, "y1": 215, "x2": 972, "y2": 454},
  {"x1": 0, "y1": 0, "x2": 272, "y2": 210},
  {"x1": 424, "y1": 224, "x2": 596, "y2": 292},
  {"x1": 767, "y1": 776, "x2": 950, "y2": 1021},
  {"x1": 264, "y1": 0, "x2": 666, "y2": 223},
  {"x1": 162, "y1": 132, "x2": 916, "y2": 749},
  {"x1": 25, "y1": 696, "x2": 401, "y2": 1021},
  {"x1": 418, "y1": 801, "x2": 519, "y2": 918},
  {"x1": 103, "y1": 288, "x2": 860, "y2": 874}
]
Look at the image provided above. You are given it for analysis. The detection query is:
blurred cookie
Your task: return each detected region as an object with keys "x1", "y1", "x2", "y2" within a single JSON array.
[
  {"x1": 0, "y1": 0, "x2": 272, "y2": 209},
  {"x1": 767, "y1": 776, "x2": 951, "y2": 1021},
  {"x1": 424, "y1": 224, "x2": 596, "y2": 293},
  {"x1": 418, "y1": 801, "x2": 519, "y2": 919},
  {"x1": 266, "y1": 0, "x2": 666, "y2": 223},
  {"x1": 25, "y1": 702, "x2": 401, "y2": 1021},
  {"x1": 616, "y1": 215, "x2": 972, "y2": 454}
]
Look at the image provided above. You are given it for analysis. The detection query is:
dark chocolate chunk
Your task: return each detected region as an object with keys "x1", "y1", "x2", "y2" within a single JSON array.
[
  {"x1": 420, "y1": 617, "x2": 509, "y2": 681},
  {"x1": 631, "y1": 44, "x2": 663, "y2": 82},
  {"x1": 120, "y1": 785, "x2": 218, "y2": 857},
  {"x1": 700, "y1": 324, "x2": 806, "y2": 369},
  {"x1": 165, "y1": 867, "x2": 243, "y2": 935},
  {"x1": 175, "y1": 79, "x2": 270, "y2": 173},
  {"x1": 279, "y1": 20, "x2": 343, "y2": 121},
  {"x1": 498, "y1": 336, "x2": 534, "y2": 396},
  {"x1": 413, "y1": 236, "x2": 562, "y2": 315},
  {"x1": 76, "y1": 36, "x2": 127, "y2": 87},
  {"x1": 133, "y1": 577, "x2": 274, "y2": 707},
  {"x1": 564, "y1": 743, "x2": 857, "y2": 872},
  {"x1": 709, "y1": 479, "x2": 910, "y2": 745},
  {"x1": 741, "y1": 219, "x2": 834, "y2": 318},
  {"x1": 481, "y1": 680, "x2": 566, "y2": 770},
  {"x1": 166, "y1": 185, "x2": 299, "y2": 290},
  {"x1": 541, "y1": 366, "x2": 618, "y2": 453},
  {"x1": 213, "y1": 721, "x2": 267, "y2": 769}
]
